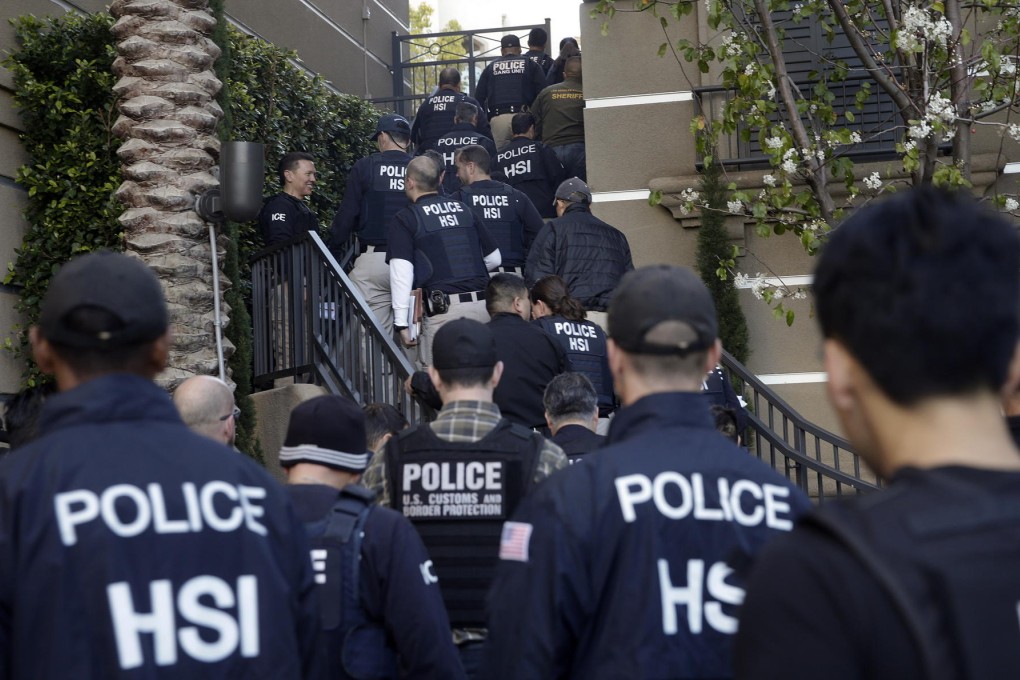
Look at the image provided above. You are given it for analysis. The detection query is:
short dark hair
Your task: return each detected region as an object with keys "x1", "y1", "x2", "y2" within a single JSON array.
[
  {"x1": 710, "y1": 404, "x2": 739, "y2": 443},
  {"x1": 407, "y1": 155, "x2": 441, "y2": 192},
  {"x1": 455, "y1": 144, "x2": 491, "y2": 175},
  {"x1": 277, "y1": 151, "x2": 314, "y2": 186},
  {"x1": 454, "y1": 101, "x2": 478, "y2": 125},
  {"x1": 435, "y1": 365, "x2": 496, "y2": 389},
  {"x1": 814, "y1": 188, "x2": 1020, "y2": 405},
  {"x1": 4, "y1": 382, "x2": 57, "y2": 449},
  {"x1": 438, "y1": 67, "x2": 461, "y2": 87},
  {"x1": 627, "y1": 351, "x2": 709, "y2": 382},
  {"x1": 528, "y1": 27, "x2": 548, "y2": 47},
  {"x1": 363, "y1": 403, "x2": 408, "y2": 450},
  {"x1": 531, "y1": 275, "x2": 586, "y2": 322},
  {"x1": 486, "y1": 273, "x2": 528, "y2": 315},
  {"x1": 544, "y1": 373, "x2": 598, "y2": 423},
  {"x1": 511, "y1": 112, "x2": 536, "y2": 135},
  {"x1": 559, "y1": 36, "x2": 579, "y2": 51}
]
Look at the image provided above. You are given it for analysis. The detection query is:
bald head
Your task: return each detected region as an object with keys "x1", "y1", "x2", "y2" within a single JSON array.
[{"x1": 173, "y1": 375, "x2": 237, "y2": 446}]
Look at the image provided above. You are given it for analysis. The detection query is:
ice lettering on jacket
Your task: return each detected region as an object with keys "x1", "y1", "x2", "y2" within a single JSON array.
[
  {"x1": 400, "y1": 461, "x2": 505, "y2": 518},
  {"x1": 108, "y1": 574, "x2": 260, "y2": 669},
  {"x1": 54, "y1": 481, "x2": 268, "y2": 546}
]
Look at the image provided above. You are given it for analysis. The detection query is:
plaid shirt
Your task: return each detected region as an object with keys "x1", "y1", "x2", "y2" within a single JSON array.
[
  {"x1": 362, "y1": 400, "x2": 567, "y2": 507},
  {"x1": 360, "y1": 400, "x2": 566, "y2": 644}
]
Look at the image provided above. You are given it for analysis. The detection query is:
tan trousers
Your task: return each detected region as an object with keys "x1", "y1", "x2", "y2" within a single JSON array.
[
  {"x1": 418, "y1": 299, "x2": 490, "y2": 368},
  {"x1": 490, "y1": 113, "x2": 515, "y2": 151},
  {"x1": 350, "y1": 250, "x2": 393, "y2": 337}
]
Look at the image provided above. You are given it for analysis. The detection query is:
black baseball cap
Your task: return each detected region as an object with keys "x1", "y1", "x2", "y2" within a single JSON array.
[
  {"x1": 555, "y1": 177, "x2": 592, "y2": 205},
  {"x1": 501, "y1": 34, "x2": 521, "y2": 49},
  {"x1": 38, "y1": 250, "x2": 169, "y2": 349},
  {"x1": 433, "y1": 318, "x2": 497, "y2": 370},
  {"x1": 608, "y1": 265, "x2": 718, "y2": 355},
  {"x1": 279, "y1": 395, "x2": 372, "y2": 472},
  {"x1": 373, "y1": 114, "x2": 411, "y2": 140}
]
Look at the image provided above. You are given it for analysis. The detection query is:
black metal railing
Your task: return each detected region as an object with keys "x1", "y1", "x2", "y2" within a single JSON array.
[
  {"x1": 720, "y1": 350, "x2": 880, "y2": 500},
  {"x1": 383, "y1": 21, "x2": 550, "y2": 119},
  {"x1": 251, "y1": 231, "x2": 431, "y2": 424}
]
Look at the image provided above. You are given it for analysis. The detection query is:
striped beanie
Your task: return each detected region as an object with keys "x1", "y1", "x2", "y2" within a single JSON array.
[{"x1": 279, "y1": 395, "x2": 371, "y2": 472}]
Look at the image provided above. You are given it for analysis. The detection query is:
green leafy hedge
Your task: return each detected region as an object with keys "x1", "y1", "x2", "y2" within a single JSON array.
[{"x1": 4, "y1": 10, "x2": 380, "y2": 457}]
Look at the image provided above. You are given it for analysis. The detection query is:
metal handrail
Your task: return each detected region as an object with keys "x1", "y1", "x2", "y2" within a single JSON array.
[
  {"x1": 251, "y1": 231, "x2": 432, "y2": 424},
  {"x1": 719, "y1": 349, "x2": 880, "y2": 500}
]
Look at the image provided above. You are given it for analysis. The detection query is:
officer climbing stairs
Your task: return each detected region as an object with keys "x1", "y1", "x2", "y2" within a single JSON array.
[{"x1": 249, "y1": 230, "x2": 878, "y2": 501}]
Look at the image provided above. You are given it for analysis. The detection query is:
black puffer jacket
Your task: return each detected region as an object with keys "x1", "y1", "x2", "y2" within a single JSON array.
[{"x1": 524, "y1": 203, "x2": 634, "y2": 310}]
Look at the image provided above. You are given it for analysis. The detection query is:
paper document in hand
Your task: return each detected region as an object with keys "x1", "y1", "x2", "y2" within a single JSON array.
[{"x1": 407, "y1": 297, "x2": 418, "y2": 340}]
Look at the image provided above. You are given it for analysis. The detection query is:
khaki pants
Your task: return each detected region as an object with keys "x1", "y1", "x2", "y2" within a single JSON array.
[
  {"x1": 418, "y1": 298, "x2": 490, "y2": 368},
  {"x1": 490, "y1": 113, "x2": 515, "y2": 151},
  {"x1": 350, "y1": 250, "x2": 393, "y2": 337},
  {"x1": 587, "y1": 310, "x2": 608, "y2": 333}
]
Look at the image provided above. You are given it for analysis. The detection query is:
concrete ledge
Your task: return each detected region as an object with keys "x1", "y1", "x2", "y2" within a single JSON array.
[{"x1": 251, "y1": 383, "x2": 326, "y2": 483}]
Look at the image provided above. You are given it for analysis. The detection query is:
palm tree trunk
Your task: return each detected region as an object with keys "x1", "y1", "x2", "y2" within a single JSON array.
[{"x1": 109, "y1": 0, "x2": 232, "y2": 388}]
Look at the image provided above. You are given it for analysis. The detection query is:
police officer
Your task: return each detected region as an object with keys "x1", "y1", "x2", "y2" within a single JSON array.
[
  {"x1": 0, "y1": 251, "x2": 322, "y2": 678},
  {"x1": 329, "y1": 114, "x2": 413, "y2": 336},
  {"x1": 523, "y1": 27, "x2": 553, "y2": 74},
  {"x1": 486, "y1": 274, "x2": 567, "y2": 431},
  {"x1": 282, "y1": 395, "x2": 467, "y2": 679},
  {"x1": 452, "y1": 144, "x2": 545, "y2": 275},
  {"x1": 258, "y1": 151, "x2": 318, "y2": 245},
  {"x1": 483, "y1": 265, "x2": 812, "y2": 679},
  {"x1": 475, "y1": 34, "x2": 547, "y2": 150},
  {"x1": 435, "y1": 102, "x2": 497, "y2": 195},
  {"x1": 543, "y1": 372, "x2": 605, "y2": 461},
  {"x1": 530, "y1": 274, "x2": 615, "y2": 432},
  {"x1": 411, "y1": 67, "x2": 491, "y2": 154},
  {"x1": 492, "y1": 112, "x2": 566, "y2": 219},
  {"x1": 531, "y1": 56, "x2": 586, "y2": 181},
  {"x1": 525, "y1": 177, "x2": 634, "y2": 330},
  {"x1": 361, "y1": 318, "x2": 567, "y2": 678},
  {"x1": 387, "y1": 155, "x2": 501, "y2": 368}
]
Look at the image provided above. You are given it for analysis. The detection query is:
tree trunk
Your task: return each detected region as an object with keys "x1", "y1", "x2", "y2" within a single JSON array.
[{"x1": 109, "y1": 0, "x2": 231, "y2": 389}]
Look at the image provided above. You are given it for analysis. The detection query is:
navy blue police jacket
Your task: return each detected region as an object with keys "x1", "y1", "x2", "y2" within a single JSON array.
[
  {"x1": 434, "y1": 123, "x2": 498, "y2": 195},
  {"x1": 328, "y1": 149, "x2": 412, "y2": 254},
  {"x1": 411, "y1": 88, "x2": 492, "y2": 153},
  {"x1": 0, "y1": 374, "x2": 322, "y2": 679},
  {"x1": 453, "y1": 179, "x2": 546, "y2": 268},
  {"x1": 288, "y1": 484, "x2": 466, "y2": 679},
  {"x1": 482, "y1": 391, "x2": 812, "y2": 679},
  {"x1": 259, "y1": 191, "x2": 318, "y2": 246},
  {"x1": 491, "y1": 136, "x2": 566, "y2": 219}
]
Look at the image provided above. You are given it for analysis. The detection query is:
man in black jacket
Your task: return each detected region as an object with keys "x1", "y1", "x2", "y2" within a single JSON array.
[
  {"x1": 544, "y1": 372, "x2": 604, "y2": 462},
  {"x1": 525, "y1": 178, "x2": 633, "y2": 329},
  {"x1": 486, "y1": 273, "x2": 566, "y2": 430},
  {"x1": 411, "y1": 67, "x2": 491, "y2": 153},
  {"x1": 491, "y1": 113, "x2": 566, "y2": 219},
  {"x1": 258, "y1": 151, "x2": 318, "y2": 246}
]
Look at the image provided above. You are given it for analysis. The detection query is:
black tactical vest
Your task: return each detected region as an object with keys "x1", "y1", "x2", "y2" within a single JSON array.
[
  {"x1": 436, "y1": 131, "x2": 484, "y2": 194},
  {"x1": 459, "y1": 183, "x2": 525, "y2": 266},
  {"x1": 411, "y1": 196, "x2": 488, "y2": 292},
  {"x1": 535, "y1": 315, "x2": 615, "y2": 413},
  {"x1": 486, "y1": 56, "x2": 530, "y2": 110},
  {"x1": 360, "y1": 152, "x2": 410, "y2": 245},
  {"x1": 384, "y1": 419, "x2": 543, "y2": 628},
  {"x1": 303, "y1": 485, "x2": 398, "y2": 680},
  {"x1": 494, "y1": 141, "x2": 547, "y2": 184},
  {"x1": 416, "y1": 92, "x2": 463, "y2": 151}
]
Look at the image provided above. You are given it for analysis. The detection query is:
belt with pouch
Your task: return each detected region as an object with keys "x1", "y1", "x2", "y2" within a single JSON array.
[{"x1": 490, "y1": 105, "x2": 525, "y2": 116}]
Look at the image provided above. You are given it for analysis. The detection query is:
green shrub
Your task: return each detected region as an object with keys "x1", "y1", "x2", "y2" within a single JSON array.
[
  {"x1": 5, "y1": 10, "x2": 381, "y2": 459},
  {"x1": 696, "y1": 161, "x2": 751, "y2": 365}
]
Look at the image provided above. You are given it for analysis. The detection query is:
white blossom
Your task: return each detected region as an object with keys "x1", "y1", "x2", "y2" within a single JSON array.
[
  {"x1": 765, "y1": 136, "x2": 784, "y2": 149},
  {"x1": 744, "y1": 63, "x2": 756, "y2": 76},
  {"x1": 1006, "y1": 198, "x2": 1019, "y2": 211},
  {"x1": 849, "y1": 131, "x2": 862, "y2": 144},
  {"x1": 896, "y1": 6, "x2": 953, "y2": 51},
  {"x1": 727, "y1": 200, "x2": 743, "y2": 213},
  {"x1": 792, "y1": 290, "x2": 808, "y2": 300},
  {"x1": 908, "y1": 120, "x2": 932, "y2": 140},
  {"x1": 762, "y1": 174, "x2": 776, "y2": 187},
  {"x1": 782, "y1": 158, "x2": 798, "y2": 173},
  {"x1": 680, "y1": 188, "x2": 700, "y2": 202},
  {"x1": 1008, "y1": 124, "x2": 1020, "y2": 142},
  {"x1": 863, "y1": 172, "x2": 882, "y2": 191}
]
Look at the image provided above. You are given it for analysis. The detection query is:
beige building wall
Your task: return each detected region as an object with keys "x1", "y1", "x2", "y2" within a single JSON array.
[{"x1": 0, "y1": 0, "x2": 409, "y2": 398}]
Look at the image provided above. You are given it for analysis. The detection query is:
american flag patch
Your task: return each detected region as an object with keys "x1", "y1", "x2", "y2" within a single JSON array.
[{"x1": 499, "y1": 521, "x2": 533, "y2": 562}]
